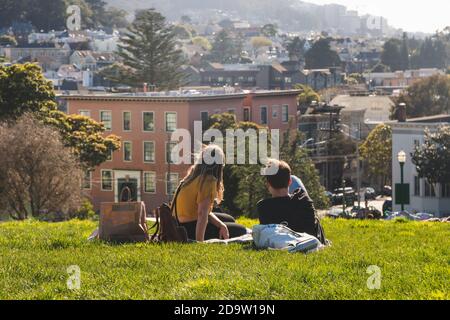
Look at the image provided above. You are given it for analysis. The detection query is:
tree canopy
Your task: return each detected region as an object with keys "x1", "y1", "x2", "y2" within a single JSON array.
[
  {"x1": 116, "y1": 9, "x2": 187, "y2": 90},
  {"x1": 0, "y1": 0, "x2": 129, "y2": 32},
  {"x1": 261, "y1": 24, "x2": 278, "y2": 38},
  {"x1": 294, "y1": 84, "x2": 320, "y2": 109},
  {"x1": 359, "y1": 124, "x2": 392, "y2": 189},
  {"x1": 381, "y1": 38, "x2": 403, "y2": 71},
  {"x1": 0, "y1": 116, "x2": 84, "y2": 220},
  {"x1": 305, "y1": 38, "x2": 341, "y2": 69},
  {"x1": 412, "y1": 126, "x2": 450, "y2": 184},
  {"x1": 208, "y1": 30, "x2": 243, "y2": 64},
  {"x1": 206, "y1": 113, "x2": 329, "y2": 216},
  {"x1": 0, "y1": 63, "x2": 120, "y2": 169},
  {"x1": 395, "y1": 75, "x2": 450, "y2": 118}
]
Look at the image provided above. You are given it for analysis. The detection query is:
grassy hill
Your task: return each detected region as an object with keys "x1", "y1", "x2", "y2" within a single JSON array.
[{"x1": 0, "y1": 218, "x2": 448, "y2": 300}]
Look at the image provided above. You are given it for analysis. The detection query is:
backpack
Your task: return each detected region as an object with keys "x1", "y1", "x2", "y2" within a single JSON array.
[
  {"x1": 150, "y1": 183, "x2": 188, "y2": 243},
  {"x1": 253, "y1": 224, "x2": 323, "y2": 253},
  {"x1": 291, "y1": 188, "x2": 328, "y2": 245}
]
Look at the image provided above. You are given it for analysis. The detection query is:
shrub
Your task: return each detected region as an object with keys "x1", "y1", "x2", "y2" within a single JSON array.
[{"x1": 71, "y1": 199, "x2": 96, "y2": 220}]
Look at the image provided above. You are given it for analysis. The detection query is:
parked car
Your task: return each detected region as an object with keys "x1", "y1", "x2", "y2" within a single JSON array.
[
  {"x1": 324, "y1": 191, "x2": 333, "y2": 203},
  {"x1": 332, "y1": 187, "x2": 356, "y2": 206}
]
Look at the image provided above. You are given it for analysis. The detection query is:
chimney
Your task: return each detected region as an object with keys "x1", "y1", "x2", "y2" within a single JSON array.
[{"x1": 397, "y1": 103, "x2": 407, "y2": 123}]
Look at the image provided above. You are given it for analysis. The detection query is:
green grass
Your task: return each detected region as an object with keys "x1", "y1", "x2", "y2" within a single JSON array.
[{"x1": 0, "y1": 219, "x2": 449, "y2": 300}]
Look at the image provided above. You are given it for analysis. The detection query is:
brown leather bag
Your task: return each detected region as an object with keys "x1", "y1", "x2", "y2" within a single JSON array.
[
  {"x1": 151, "y1": 183, "x2": 188, "y2": 243},
  {"x1": 99, "y1": 187, "x2": 149, "y2": 243}
]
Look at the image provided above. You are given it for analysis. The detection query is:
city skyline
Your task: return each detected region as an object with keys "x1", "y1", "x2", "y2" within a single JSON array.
[{"x1": 308, "y1": 0, "x2": 449, "y2": 33}]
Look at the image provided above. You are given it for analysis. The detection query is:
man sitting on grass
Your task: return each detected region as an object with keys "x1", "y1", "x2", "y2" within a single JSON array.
[{"x1": 257, "y1": 159, "x2": 326, "y2": 244}]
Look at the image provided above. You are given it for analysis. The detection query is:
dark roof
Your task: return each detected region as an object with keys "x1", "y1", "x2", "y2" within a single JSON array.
[{"x1": 16, "y1": 43, "x2": 56, "y2": 49}]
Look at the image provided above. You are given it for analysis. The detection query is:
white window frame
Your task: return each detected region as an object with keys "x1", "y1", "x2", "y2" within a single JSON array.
[
  {"x1": 165, "y1": 111, "x2": 177, "y2": 133},
  {"x1": 79, "y1": 110, "x2": 91, "y2": 117},
  {"x1": 282, "y1": 105, "x2": 289, "y2": 123},
  {"x1": 243, "y1": 107, "x2": 251, "y2": 122},
  {"x1": 83, "y1": 170, "x2": 92, "y2": 190},
  {"x1": 272, "y1": 105, "x2": 279, "y2": 119},
  {"x1": 165, "y1": 141, "x2": 178, "y2": 164},
  {"x1": 260, "y1": 106, "x2": 268, "y2": 125},
  {"x1": 414, "y1": 176, "x2": 421, "y2": 197},
  {"x1": 101, "y1": 170, "x2": 113, "y2": 192},
  {"x1": 142, "y1": 111, "x2": 155, "y2": 132},
  {"x1": 143, "y1": 141, "x2": 156, "y2": 164},
  {"x1": 143, "y1": 171, "x2": 157, "y2": 194},
  {"x1": 122, "y1": 111, "x2": 132, "y2": 132},
  {"x1": 99, "y1": 110, "x2": 112, "y2": 131},
  {"x1": 123, "y1": 141, "x2": 132, "y2": 162},
  {"x1": 166, "y1": 172, "x2": 179, "y2": 196}
]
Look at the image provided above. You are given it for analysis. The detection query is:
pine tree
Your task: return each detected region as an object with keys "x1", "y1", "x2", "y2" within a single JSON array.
[
  {"x1": 117, "y1": 9, "x2": 187, "y2": 90},
  {"x1": 400, "y1": 32, "x2": 410, "y2": 70},
  {"x1": 208, "y1": 30, "x2": 241, "y2": 63}
]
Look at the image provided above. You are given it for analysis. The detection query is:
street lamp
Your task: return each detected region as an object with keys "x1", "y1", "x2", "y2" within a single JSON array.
[{"x1": 397, "y1": 150, "x2": 407, "y2": 212}]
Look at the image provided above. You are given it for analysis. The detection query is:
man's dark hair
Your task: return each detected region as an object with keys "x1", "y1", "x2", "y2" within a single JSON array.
[{"x1": 266, "y1": 160, "x2": 291, "y2": 189}]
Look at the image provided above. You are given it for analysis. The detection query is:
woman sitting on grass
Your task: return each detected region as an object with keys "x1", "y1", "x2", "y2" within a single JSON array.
[{"x1": 175, "y1": 145, "x2": 247, "y2": 242}]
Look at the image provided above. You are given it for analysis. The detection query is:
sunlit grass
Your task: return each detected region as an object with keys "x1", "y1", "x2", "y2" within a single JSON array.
[{"x1": 0, "y1": 218, "x2": 448, "y2": 300}]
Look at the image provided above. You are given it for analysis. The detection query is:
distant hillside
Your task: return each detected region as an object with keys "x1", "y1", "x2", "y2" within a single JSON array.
[
  {"x1": 105, "y1": 0, "x2": 323, "y2": 31},
  {"x1": 105, "y1": 0, "x2": 392, "y2": 34}
]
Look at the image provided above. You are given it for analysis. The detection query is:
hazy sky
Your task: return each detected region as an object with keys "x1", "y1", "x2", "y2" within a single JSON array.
[{"x1": 307, "y1": 0, "x2": 450, "y2": 33}]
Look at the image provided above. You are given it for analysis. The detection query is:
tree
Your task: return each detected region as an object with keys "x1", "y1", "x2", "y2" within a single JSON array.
[
  {"x1": 192, "y1": 36, "x2": 212, "y2": 51},
  {"x1": 400, "y1": 32, "x2": 411, "y2": 70},
  {"x1": 359, "y1": 124, "x2": 392, "y2": 190},
  {"x1": 96, "y1": 62, "x2": 132, "y2": 87},
  {"x1": 412, "y1": 37, "x2": 448, "y2": 69},
  {"x1": 280, "y1": 128, "x2": 330, "y2": 210},
  {"x1": 412, "y1": 126, "x2": 450, "y2": 185},
  {"x1": 0, "y1": 35, "x2": 17, "y2": 47},
  {"x1": 294, "y1": 84, "x2": 320, "y2": 109},
  {"x1": 0, "y1": 116, "x2": 84, "y2": 220},
  {"x1": 381, "y1": 38, "x2": 403, "y2": 71},
  {"x1": 99, "y1": 7, "x2": 130, "y2": 29},
  {"x1": 395, "y1": 75, "x2": 450, "y2": 118},
  {"x1": 116, "y1": 9, "x2": 187, "y2": 90},
  {"x1": 0, "y1": 64, "x2": 57, "y2": 121},
  {"x1": 180, "y1": 15, "x2": 192, "y2": 24},
  {"x1": 305, "y1": 38, "x2": 341, "y2": 69},
  {"x1": 173, "y1": 24, "x2": 192, "y2": 40},
  {"x1": 251, "y1": 36, "x2": 272, "y2": 57},
  {"x1": 46, "y1": 112, "x2": 121, "y2": 169},
  {"x1": 0, "y1": 63, "x2": 121, "y2": 169},
  {"x1": 207, "y1": 113, "x2": 267, "y2": 215},
  {"x1": 206, "y1": 113, "x2": 329, "y2": 216},
  {"x1": 285, "y1": 36, "x2": 306, "y2": 61},
  {"x1": 261, "y1": 24, "x2": 278, "y2": 38},
  {"x1": 208, "y1": 30, "x2": 241, "y2": 64}
]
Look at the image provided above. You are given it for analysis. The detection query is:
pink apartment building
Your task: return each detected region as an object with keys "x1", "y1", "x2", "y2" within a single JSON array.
[{"x1": 59, "y1": 89, "x2": 300, "y2": 212}]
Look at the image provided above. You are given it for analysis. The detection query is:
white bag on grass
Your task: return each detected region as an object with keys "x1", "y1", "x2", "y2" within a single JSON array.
[{"x1": 252, "y1": 224, "x2": 323, "y2": 254}]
